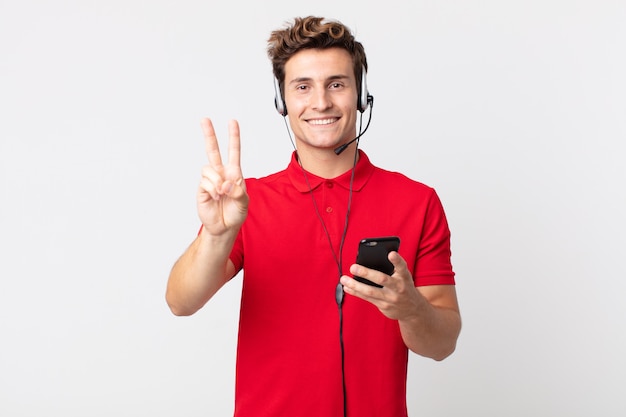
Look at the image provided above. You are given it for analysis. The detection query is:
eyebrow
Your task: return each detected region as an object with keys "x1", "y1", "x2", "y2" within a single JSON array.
[{"x1": 287, "y1": 74, "x2": 351, "y2": 86}]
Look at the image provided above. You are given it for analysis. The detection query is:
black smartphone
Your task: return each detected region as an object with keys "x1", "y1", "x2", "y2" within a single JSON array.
[{"x1": 354, "y1": 236, "x2": 401, "y2": 288}]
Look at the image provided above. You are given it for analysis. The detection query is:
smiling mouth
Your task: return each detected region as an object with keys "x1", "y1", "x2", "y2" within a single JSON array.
[{"x1": 307, "y1": 118, "x2": 339, "y2": 125}]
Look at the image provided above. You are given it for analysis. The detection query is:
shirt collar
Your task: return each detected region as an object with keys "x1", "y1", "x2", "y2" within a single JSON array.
[{"x1": 286, "y1": 150, "x2": 375, "y2": 193}]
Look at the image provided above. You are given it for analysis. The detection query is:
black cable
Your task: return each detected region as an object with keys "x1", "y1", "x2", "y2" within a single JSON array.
[{"x1": 337, "y1": 290, "x2": 347, "y2": 416}]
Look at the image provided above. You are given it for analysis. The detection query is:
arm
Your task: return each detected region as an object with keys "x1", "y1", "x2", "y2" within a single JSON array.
[
  {"x1": 340, "y1": 251, "x2": 461, "y2": 360},
  {"x1": 397, "y1": 283, "x2": 461, "y2": 360},
  {"x1": 166, "y1": 228, "x2": 238, "y2": 316},
  {"x1": 166, "y1": 118, "x2": 248, "y2": 316}
]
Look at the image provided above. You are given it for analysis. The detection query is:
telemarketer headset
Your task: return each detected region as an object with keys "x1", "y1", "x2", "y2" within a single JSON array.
[
  {"x1": 273, "y1": 65, "x2": 374, "y2": 417},
  {"x1": 274, "y1": 66, "x2": 374, "y2": 156}
]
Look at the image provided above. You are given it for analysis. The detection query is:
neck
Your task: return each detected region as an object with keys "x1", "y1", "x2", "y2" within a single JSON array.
[{"x1": 296, "y1": 142, "x2": 359, "y2": 178}]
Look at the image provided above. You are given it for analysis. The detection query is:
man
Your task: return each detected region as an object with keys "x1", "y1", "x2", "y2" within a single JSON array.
[{"x1": 166, "y1": 16, "x2": 461, "y2": 417}]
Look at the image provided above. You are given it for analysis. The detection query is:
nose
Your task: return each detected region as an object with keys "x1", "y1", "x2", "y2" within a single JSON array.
[{"x1": 310, "y1": 88, "x2": 332, "y2": 111}]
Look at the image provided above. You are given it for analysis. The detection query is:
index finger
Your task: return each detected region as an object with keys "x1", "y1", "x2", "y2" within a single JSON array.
[
  {"x1": 227, "y1": 119, "x2": 242, "y2": 168},
  {"x1": 201, "y1": 118, "x2": 223, "y2": 168}
]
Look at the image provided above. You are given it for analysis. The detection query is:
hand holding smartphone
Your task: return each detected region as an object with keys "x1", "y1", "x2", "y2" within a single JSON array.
[{"x1": 354, "y1": 236, "x2": 401, "y2": 288}]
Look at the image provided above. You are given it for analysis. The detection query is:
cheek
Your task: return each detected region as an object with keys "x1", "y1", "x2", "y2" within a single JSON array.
[{"x1": 284, "y1": 93, "x2": 307, "y2": 112}]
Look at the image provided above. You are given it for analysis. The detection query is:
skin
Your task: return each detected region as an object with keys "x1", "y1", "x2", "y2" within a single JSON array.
[
  {"x1": 166, "y1": 47, "x2": 461, "y2": 360},
  {"x1": 282, "y1": 47, "x2": 361, "y2": 177}
]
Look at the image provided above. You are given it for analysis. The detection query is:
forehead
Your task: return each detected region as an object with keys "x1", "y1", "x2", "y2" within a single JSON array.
[{"x1": 284, "y1": 48, "x2": 354, "y2": 82}]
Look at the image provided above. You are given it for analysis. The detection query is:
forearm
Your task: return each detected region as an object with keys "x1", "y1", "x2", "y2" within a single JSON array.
[
  {"x1": 166, "y1": 228, "x2": 237, "y2": 316},
  {"x1": 398, "y1": 289, "x2": 461, "y2": 361}
]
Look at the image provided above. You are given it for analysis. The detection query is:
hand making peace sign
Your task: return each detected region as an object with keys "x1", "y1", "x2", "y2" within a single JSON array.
[{"x1": 197, "y1": 118, "x2": 249, "y2": 236}]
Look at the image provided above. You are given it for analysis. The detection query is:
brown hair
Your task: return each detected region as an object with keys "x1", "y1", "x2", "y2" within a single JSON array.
[{"x1": 267, "y1": 16, "x2": 368, "y2": 97}]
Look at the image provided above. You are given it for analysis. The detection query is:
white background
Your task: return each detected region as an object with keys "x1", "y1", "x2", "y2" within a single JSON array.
[{"x1": 1, "y1": 1, "x2": 625, "y2": 416}]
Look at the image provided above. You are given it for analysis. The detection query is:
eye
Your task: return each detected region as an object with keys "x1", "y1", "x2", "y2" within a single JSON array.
[{"x1": 329, "y1": 82, "x2": 344, "y2": 89}]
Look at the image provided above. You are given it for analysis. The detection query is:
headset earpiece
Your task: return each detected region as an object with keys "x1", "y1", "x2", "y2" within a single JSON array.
[
  {"x1": 273, "y1": 76, "x2": 287, "y2": 116},
  {"x1": 358, "y1": 67, "x2": 371, "y2": 113}
]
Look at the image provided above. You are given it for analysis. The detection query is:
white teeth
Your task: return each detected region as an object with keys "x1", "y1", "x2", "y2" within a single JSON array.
[{"x1": 309, "y1": 118, "x2": 336, "y2": 125}]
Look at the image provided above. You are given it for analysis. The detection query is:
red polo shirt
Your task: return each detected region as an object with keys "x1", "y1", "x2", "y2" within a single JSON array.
[{"x1": 228, "y1": 151, "x2": 454, "y2": 417}]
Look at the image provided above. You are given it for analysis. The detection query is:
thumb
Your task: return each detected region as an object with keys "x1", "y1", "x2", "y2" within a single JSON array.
[
  {"x1": 222, "y1": 178, "x2": 248, "y2": 201},
  {"x1": 388, "y1": 251, "x2": 408, "y2": 273}
]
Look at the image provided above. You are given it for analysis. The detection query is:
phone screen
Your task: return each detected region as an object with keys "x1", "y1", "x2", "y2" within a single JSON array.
[{"x1": 354, "y1": 236, "x2": 400, "y2": 287}]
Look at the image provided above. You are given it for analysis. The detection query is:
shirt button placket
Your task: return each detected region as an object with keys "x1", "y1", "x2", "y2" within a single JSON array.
[{"x1": 325, "y1": 181, "x2": 334, "y2": 214}]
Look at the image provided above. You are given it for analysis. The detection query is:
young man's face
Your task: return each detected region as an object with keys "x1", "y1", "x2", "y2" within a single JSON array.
[{"x1": 283, "y1": 47, "x2": 359, "y2": 153}]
